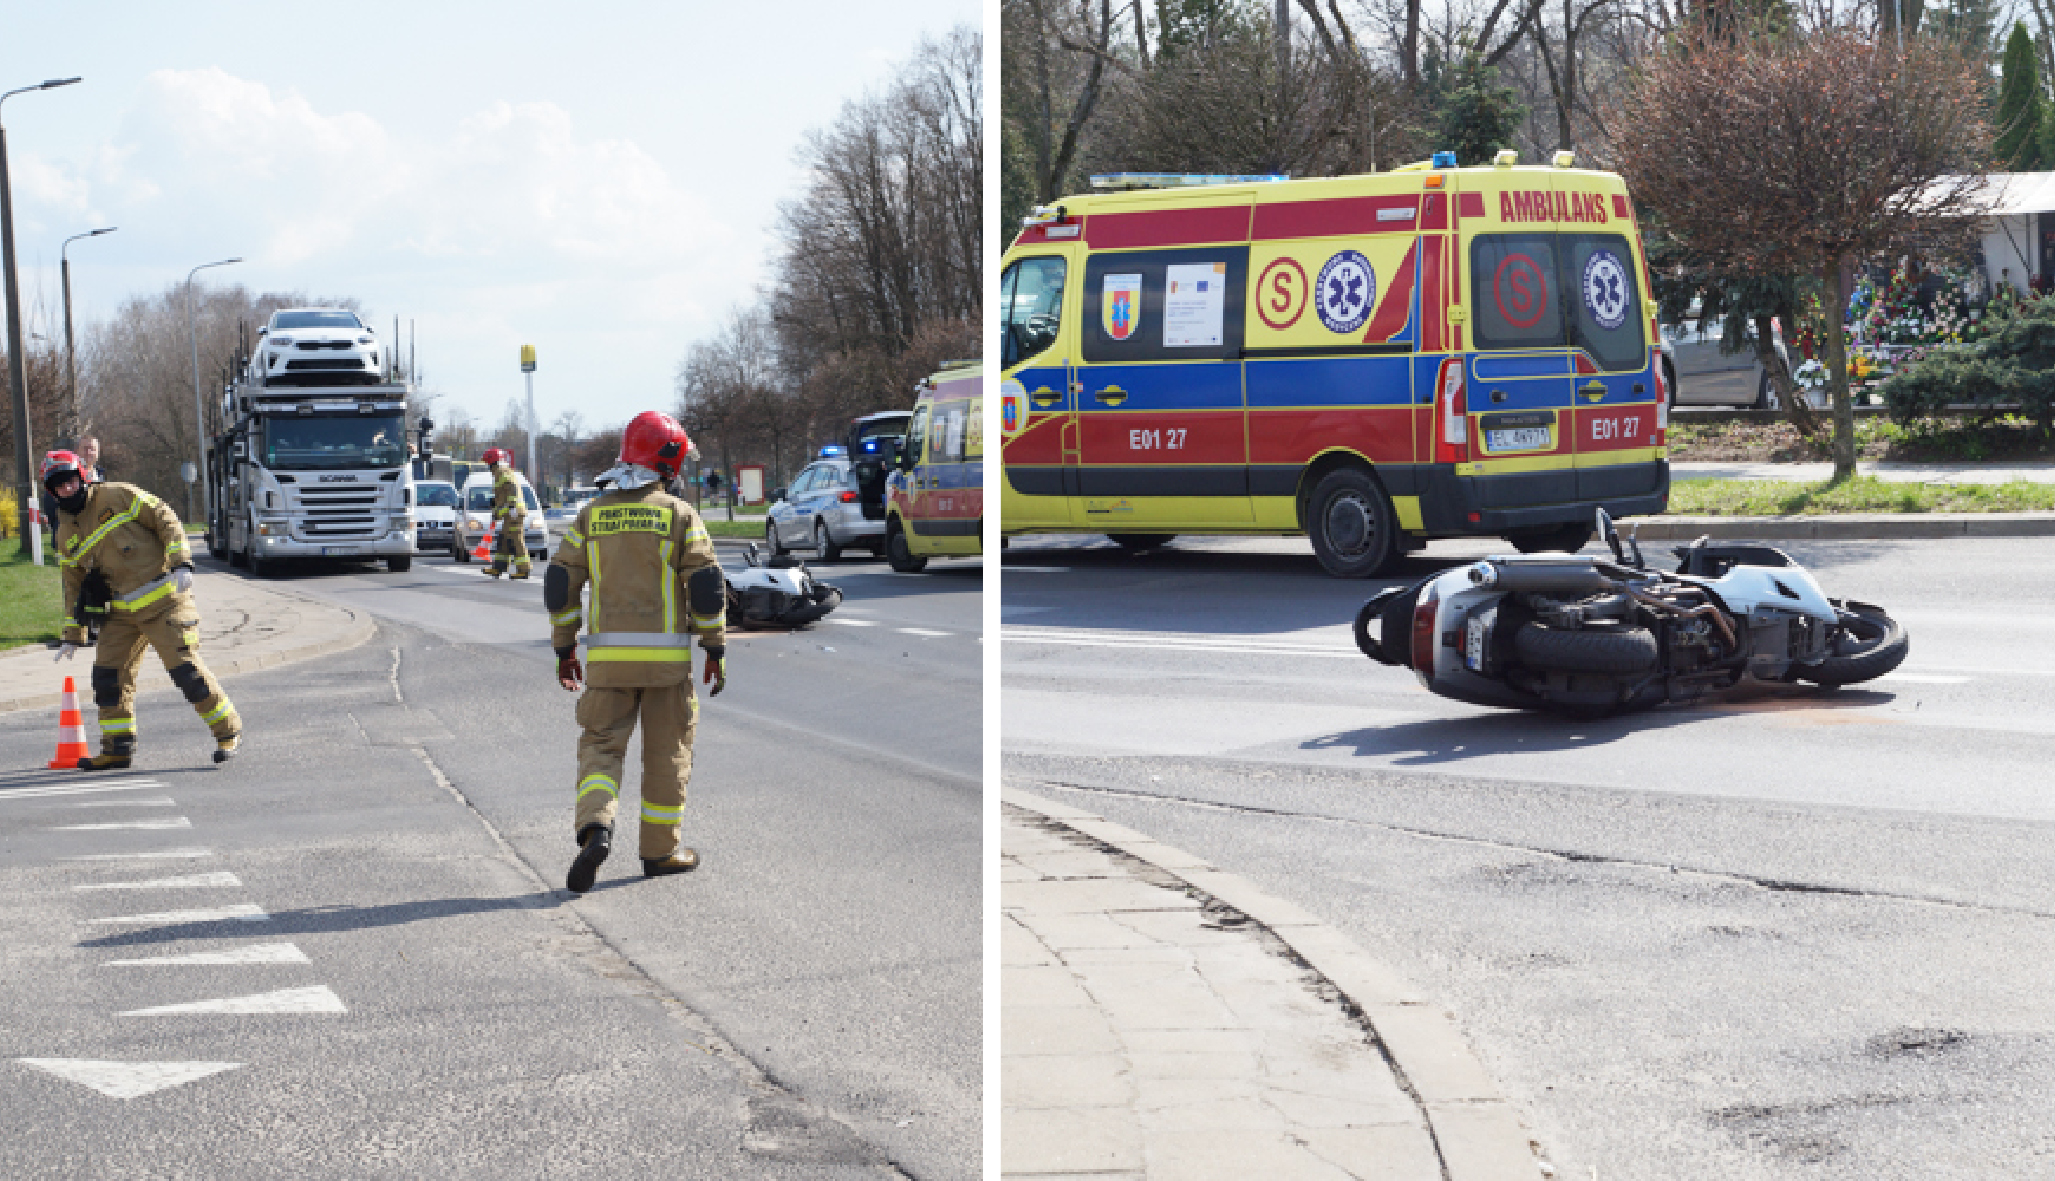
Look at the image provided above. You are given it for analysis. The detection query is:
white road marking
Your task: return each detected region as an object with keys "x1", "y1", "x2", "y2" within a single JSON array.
[
  {"x1": 898, "y1": 628, "x2": 951, "y2": 637},
  {"x1": 1002, "y1": 566, "x2": 1070, "y2": 573},
  {"x1": 121, "y1": 985, "x2": 346, "y2": 1016},
  {"x1": 76, "y1": 872, "x2": 242, "y2": 891},
  {"x1": 17, "y1": 1058, "x2": 242, "y2": 1099},
  {"x1": 106, "y1": 943, "x2": 310, "y2": 967},
  {"x1": 91, "y1": 904, "x2": 267, "y2": 925},
  {"x1": 0, "y1": 780, "x2": 163, "y2": 801},
  {"x1": 1006, "y1": 626, "x2": 1357, "y2": 658},
  {"x1": 71, "y1": 797, "x2": 177, "y2": 808},
  {"x1": 62, "y1": 848, "x2": 213, "y2": 861},
  {"x1": 1877, "y1": 673, "x2": 1972, "y2": 685},
  {"x1": 51, "y1": 818, "x2": 192, "y2": 831},
  {"x1": 831, "y1": 618, "x2": 879, "y2": 626}
]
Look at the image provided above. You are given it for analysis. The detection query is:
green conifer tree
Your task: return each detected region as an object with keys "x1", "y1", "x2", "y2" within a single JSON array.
[
  {"x1": 1435, "y1": 55, "x2": 1525, "y2": 167},
  {"x1": 1996, "y1": 21, "x2": 2043, "y2": 169}
]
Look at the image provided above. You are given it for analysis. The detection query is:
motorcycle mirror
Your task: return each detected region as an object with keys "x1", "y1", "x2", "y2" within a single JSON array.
[
  {"x1": 746, "y1": 542, "x2": 761, "y2": 567},
  {"x1": 1596, "y1": 507, "x2": 1625, "y2": 562},
  {"x1": 1627, "y1": 523, "x2": 1645, "y2": 568}
]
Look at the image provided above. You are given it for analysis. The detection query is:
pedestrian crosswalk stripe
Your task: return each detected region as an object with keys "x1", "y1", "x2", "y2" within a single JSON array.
[
  {"x1": 90, "y1": 904, "x2": 267, "y2": 925},
  {"x1": 898, "y1": 627, "x2": 951, "y2": 637},
  {"x1": 831, "y1": 618, "x2": 879, "y2": 626},
  {"x1": 0, "y1": 780, "x2": 163, "y2": 802},
  {"x1": 62, "y1": 848, "x2": 213, "y2": 861},
  {"x1": 70, "y1": 797, "x2": 178, "y2": 808},
  {"x1": 16, "y1": 1058, "x2": 242, "y2": 1099},
  {"x1": 105, "y1": 943, "x2": 309, "y2": 967},
  {"x1": 76, "y1": 873, "x2": 242, "y2": 891},
  {"x1": 120, "y1": 985, "x2": 345, "y2": 1016},
  {"x1": 51, "y1": 818, "x2": 192, "y2": 831}
]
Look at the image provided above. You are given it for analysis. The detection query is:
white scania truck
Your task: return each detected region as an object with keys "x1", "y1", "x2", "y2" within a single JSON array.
[{"x1": 207, "y1": 375, "x2": 418, "y2": 576}]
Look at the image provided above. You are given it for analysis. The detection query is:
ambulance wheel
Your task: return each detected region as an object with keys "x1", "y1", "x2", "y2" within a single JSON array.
[
  {"x1": 886, "y1": 523, "x2": 928, "y2": 573},
  {"x1": 814, "y1": 519, "x2": 844, "y2": 561},
  {"x1": 1508, "y1": 523, "x2": 1595, "y2": 554},
  {"x1": 1662, "y1": 357, "x2": 1679, "y2": 408},
  {"x1": 1306, "y1": 469, "x2": 1399, "y2": 578},
  {"x1": 1107, "y1": 534, "x2": 1174, "y2": 552}
]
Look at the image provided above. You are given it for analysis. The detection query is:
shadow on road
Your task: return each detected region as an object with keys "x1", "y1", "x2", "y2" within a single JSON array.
[{"x1": 72, "y1": 890, "x2": 619, "y2": 949}]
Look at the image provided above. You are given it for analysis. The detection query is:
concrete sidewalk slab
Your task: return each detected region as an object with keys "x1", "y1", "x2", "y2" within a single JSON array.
[
  {"x1": 1003, "y1": 787, "x2": 1546, "y2": 1181},
  {"x1": 0, "y1": 563, "x2": 375, "y2": 716},
  {"x1": 1674, "y1": 460, "x2": 2055, "y2": 484},
  {"x1": 1629, "y1": 511, "x2": 2055, "y2": 540}
]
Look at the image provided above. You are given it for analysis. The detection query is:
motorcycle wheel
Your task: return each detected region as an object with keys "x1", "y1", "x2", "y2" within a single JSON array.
[
  {"x1": 1793, "y1": 602, "x2": 1908, "y2": 686},
  {"x1": 1513, "y1": 623, "x2": 1659, "y2": 675}
]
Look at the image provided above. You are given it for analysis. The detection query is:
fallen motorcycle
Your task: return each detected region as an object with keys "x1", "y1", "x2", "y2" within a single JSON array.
[
  {"x1": 726, "y1": 543, "x2": 842, "y2": 629},
  {"x1": 1355, "y1": 509, "x2": 1909, "y2": 715}
]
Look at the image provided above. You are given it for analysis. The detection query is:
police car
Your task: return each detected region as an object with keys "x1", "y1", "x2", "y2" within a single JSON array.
[
  {"x1": 998, "y1": 154, "x2": 1670, "y2": 577},
  {"x1": 766, "y1": 446, "x2": 884, "y2": 561}
]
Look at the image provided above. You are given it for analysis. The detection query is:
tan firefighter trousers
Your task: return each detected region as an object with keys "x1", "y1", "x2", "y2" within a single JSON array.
[
  {"x1": 573, "y1": 684, "x2": 696, "y2": 859},
  {"x1": 492, "y1": 518, "x2": 531, "y2": 576},
  {"x1": 92, "y1": 592, "x2": 239, "y2": 752}
]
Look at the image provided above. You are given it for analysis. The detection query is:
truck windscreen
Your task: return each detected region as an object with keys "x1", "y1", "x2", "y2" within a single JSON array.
[{"x1": 263, "y1": 413, "x2": 408, "y2": 470}]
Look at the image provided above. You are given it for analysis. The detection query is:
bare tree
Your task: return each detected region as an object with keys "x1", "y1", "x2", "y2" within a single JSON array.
[{"x1": 1610, "y1": 24, "x2": 1992, "y2": 478}]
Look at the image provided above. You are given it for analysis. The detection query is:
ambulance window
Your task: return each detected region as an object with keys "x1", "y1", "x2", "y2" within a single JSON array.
[
  {"x1": 1082, "y1": 247, "x2": 1247, "y2": 364},
  {"x1": 963, "y1": 399, "x2": 983, "y2": 459},
  {"x1": 1559, "y1": 234, "x2": 1645, "y2": 372},
  {"x1": 1470, "y1": 234, "x2": 1565, "y2": 351},
  {"x1": 932, "y1": 402, "x2": 966, "y2": 464},
  {"x1": 1002, "y1": 257, "x2": 1067, "y2": 368},
  {"x1": 905, "y1": 405, "x2": 930, "y2": 466}
]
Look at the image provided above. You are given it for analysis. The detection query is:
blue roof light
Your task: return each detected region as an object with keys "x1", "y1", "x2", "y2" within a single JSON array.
[
  {"x1": 818, "y1": 444, "x2": 847, "y2": 458},
  {"x1": 1431, "y1": 151, "x2": 1458, "y2": 169}
]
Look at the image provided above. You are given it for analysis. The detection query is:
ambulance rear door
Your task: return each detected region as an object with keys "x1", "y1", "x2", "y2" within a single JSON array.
[
  {"x1": 1072, "y1": 195, "x2": 1254, "y2": 529},
  {"x1": 1460, "y1": 172, "x2": 1577, "y2": 504},
  {"x1": 1555, "y1": 177, "x2": 1662, "y2": 500}
]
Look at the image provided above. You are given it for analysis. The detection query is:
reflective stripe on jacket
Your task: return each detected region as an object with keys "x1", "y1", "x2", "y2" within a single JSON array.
[
  {"x1": 55, "y1": 483, "x2": 188, "y2": 623},
  {"x1": 547, "y1": 485, "x2": 723, "y2": 688}
]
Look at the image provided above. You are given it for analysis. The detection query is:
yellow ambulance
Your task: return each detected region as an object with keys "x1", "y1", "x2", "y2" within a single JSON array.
[
  {"x1": 884, "y1": 360, "x2": 982, "y2": 572},
  {"x1": 996, "y1": 152, "x2": 1669, "y2": 577}
]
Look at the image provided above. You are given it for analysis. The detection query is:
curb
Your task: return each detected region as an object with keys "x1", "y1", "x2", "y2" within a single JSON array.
[
  {"x1": 1003, "y1": 786, "x2": 1545, "y2": 1181},
  {"x1": 1633, "y1": 512, "x2": 2055, "y2": 540},
  {"x1": 0, "y1": 584, "x2": 378, "y2": 716}
]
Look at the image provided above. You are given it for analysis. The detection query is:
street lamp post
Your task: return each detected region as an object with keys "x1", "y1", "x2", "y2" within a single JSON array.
[
  {"x1": 1, "y1": 75, "x2": 81, "y2": 554},
  {"x1": 60, "y1": 225, "x2": 115, "y2": 446},
  {"x1": 186, "y1": 257, "x2": 240, "y2": 541}
]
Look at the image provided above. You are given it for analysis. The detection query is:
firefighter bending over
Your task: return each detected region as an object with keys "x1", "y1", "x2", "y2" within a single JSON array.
[
  {"x1": 546, "y1": 412, "x2": 726, "y2": 893},
  {"x1": 484, "y1": 448, "x2": 531, "y2": 579},
  {"x1": 44, "y1": 451, "x2": 242, "y2": 769}
]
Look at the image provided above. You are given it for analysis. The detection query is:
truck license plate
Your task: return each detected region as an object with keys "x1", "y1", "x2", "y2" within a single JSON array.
[
  {"x1": 1486, "y1": 427, "x2": 1551, "y2": 452},
  {"x1": 321, "y1": 546, "x2": 358, "y2": 556}
]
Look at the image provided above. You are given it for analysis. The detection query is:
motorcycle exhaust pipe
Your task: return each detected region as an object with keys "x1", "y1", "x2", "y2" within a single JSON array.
[{"x1": 1467, "y1": 561, "x2": 1614, "y2": 596}]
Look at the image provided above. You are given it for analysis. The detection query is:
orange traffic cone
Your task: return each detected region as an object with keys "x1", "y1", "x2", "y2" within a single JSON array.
[
  {"x1": 47, "y1": 676, "x2": 89, "y2": 770},
  {"x1": 471, "y1": 520, "x2": 498, "y2": 562}
]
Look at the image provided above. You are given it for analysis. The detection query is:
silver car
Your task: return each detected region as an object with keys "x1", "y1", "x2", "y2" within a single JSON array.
[{"x1": 765, "y1": 455, "x2": 884, "y2": 561}]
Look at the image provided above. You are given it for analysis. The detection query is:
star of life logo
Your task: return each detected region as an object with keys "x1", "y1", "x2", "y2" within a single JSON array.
[
  {"x1": 1581, "y1": 249, "x2": 1630, "y2": 331},
  {"x1": 1315, "y1": 250, "x2": 1376, "y2": 335}
]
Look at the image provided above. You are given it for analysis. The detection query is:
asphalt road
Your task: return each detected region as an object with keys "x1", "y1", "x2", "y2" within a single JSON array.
[
  {"x1": 1003, "y1": 532, "x2": 2055, "y2": 1180},
  {"x1": 0, "y1": 542, "x2": 981, "y2": 1180}
]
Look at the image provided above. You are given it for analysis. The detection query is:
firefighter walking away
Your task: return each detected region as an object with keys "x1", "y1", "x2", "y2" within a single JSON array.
[
  {"x1": 43, "y1": 451, "x2": 242, "y2": 769},
  {"x1": 546, "y1": 412, "x2": 726, "y2": 892},
  {"x1": 485, "y1": 448, "x2": 532, "y2": 579}
]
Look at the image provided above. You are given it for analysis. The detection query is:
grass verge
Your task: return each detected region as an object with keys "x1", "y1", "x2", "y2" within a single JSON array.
[
  {"x1": 704, "y1": 518, "x2": 767, "y2": 539},
  {"x1": 0, "y1": 547, "x2": 67, "y2": 653},
  {"x1": 1669, "y1": 476, "x2": 2055, "y2": 516}
]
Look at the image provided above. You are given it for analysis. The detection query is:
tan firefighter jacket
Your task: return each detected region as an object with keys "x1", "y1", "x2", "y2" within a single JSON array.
[
  {"x1": 491, "y1": 467, "x2": 526, "y2": 529},
  {"x1": 546, "y1": 484, "x2": 725, "y2": 688},
  {"x1": 56, "y1": 482, "x2": 192, "y2": 625}
]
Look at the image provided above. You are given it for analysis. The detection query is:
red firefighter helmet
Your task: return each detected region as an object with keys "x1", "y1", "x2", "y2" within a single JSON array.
[
  {"x1": 483, "y1": 447, "x2": 513, "y2": 468},
  {"x1": 620, "y1": 411, "x2": 692, "y2": 478},
  {"x1": 39, "y1": 450, "x2": 89, "y2": 491}
]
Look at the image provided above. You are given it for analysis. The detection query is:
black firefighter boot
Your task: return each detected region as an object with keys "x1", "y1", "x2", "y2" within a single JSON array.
[
  {"x1": 566, "y1": 823, "x2": 612, "y2": 894},
  {"x1": 78, "y1": 734, "x2": 135, "y2": 772},
  {"x1": 643, "y1": 848, "x2": 700, "y2": 877},
  {"x1": 214, "y1": 730, "x2": 242, "y2": 764}
]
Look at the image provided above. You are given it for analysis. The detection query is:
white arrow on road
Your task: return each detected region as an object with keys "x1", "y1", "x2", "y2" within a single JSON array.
[
  {"x1": 120, "y1": 985, "x2": 346, "y2": 1016},
  {"x1": 16, "y1": 1058, "x2": 242, "y2": 1099}
]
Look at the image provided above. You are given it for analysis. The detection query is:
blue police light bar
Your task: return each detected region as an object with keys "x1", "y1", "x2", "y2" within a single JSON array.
[
  {"x1": 1089, "y1": 172, "x2": 1290, "y2": 191},
  {"x1": 1432, "y1": 151, "x2": 1459, "y2": 168},
  {"x1": 818, "y1": 444, "x2": 847, "y2": 458}
]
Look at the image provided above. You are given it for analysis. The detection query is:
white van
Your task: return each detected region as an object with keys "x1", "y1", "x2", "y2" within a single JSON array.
[{"x1": 453, "y1": 471, "x2": 547, "y2": 562}]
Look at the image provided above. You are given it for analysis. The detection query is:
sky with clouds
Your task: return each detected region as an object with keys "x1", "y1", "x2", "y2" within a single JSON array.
[{"x1": 1, "y1": 0, "x2": 978, "y2": 437}]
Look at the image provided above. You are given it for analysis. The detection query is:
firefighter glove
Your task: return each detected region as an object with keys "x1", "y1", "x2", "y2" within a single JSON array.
[
  {"x1": 172, "y1": 565, "x2": 194, "y2": 595},
  {"x1": 54, "y1": 642, "x2": 77, "y2": 663},
  {"x1": 703, "y1": 649, "x2": 726, "y2": 697},
  {"x1": 557, "y1": 652, "x2": 583, "y2": 691}
]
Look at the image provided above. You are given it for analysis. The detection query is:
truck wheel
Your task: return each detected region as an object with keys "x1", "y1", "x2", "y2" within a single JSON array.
[
  {"x1": 387, "y1": 555, "x2": 412, "y2": 573},
  {"x1": 228, "y1": 537, "x2": 248, "y2": 569},
  {"x1": 249, "y1": 548, "x2": 273, "y2": 579},
  {"x1": 1305, "y1": 468, "x2": 1399, "y2": 578},
  {"x1": 1107, "y1": 534, "x2": 1175, "y2": 552},
  {"x1": 814, "y1": 519, "x2": 843, "y2": 561},
  {"x1": 886, "y1": 523, "x2": 927, "y2": 573}
]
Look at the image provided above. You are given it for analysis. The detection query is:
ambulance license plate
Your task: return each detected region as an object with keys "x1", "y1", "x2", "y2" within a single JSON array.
[
  {"x1": 1486, "y1": 427, "x2": 1551, "y2": 452},
  {"x1": 321, "y1": 546, "x2": 358, "y2": 556}
]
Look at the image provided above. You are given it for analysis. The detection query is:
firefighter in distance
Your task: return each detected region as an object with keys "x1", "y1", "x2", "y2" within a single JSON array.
[
  {"x1": 44, "y1": 451, "x2": 242, "y2": 769},
  {"x1": 546, "y1": 412, "x2": 727, "y2": 893},
  {"x1": 484, "y1": 447, "x2": 532, "y2": 579}
]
